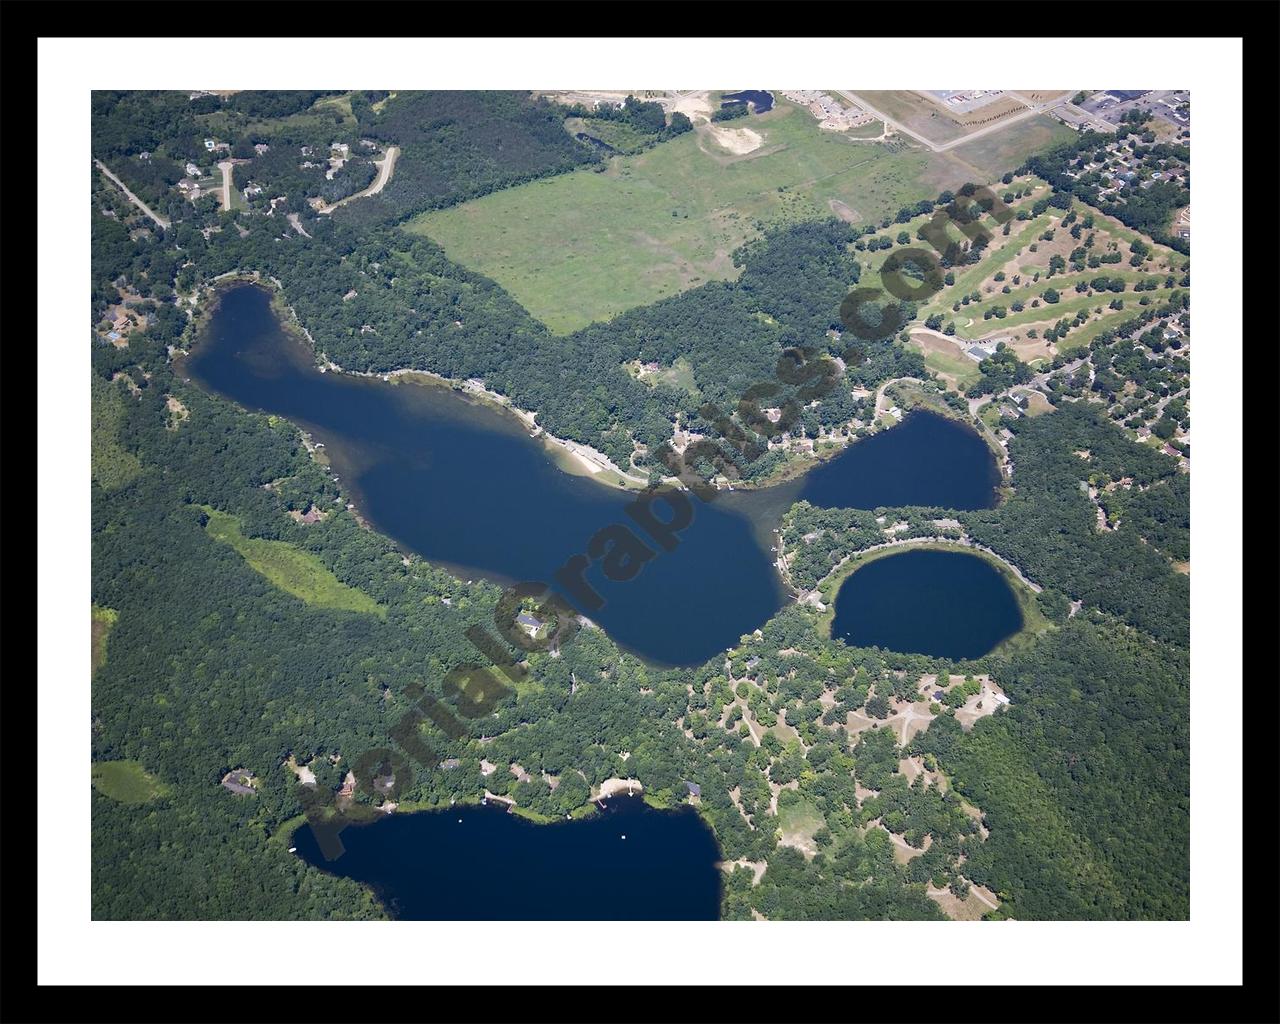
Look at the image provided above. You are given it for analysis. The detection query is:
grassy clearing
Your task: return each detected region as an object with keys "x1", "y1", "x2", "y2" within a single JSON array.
[
  {"x1": 92, "y1": 605, "x2": 118, "y2": 677},
  {"x1": 202, "y1": 507, "x2": 385, "y2": 617},
  {"x1": 626, "y1": 355, "x2": 701, "y2": 398},
  {"x1": 956, "y1": 289, "x2": 1175, "y2": 343},
  {"x1": 922, "y1": 350, "x2": 981, "y2": 390},
  {"x1": 946, "y1": 115, "x2": 1075, "y2": 181},
  {"x1": 407, "y1": 99, "x2": 962, "y2": 333},
  {"x1": 91, "y1": 375, "x2": 144, "y2": 491},
  {"x1": 92, "y1": 760, "x2": 169, "y2": 803},
  {"x1": 564, "y1": 116, "x2": 657, "y2": 154},
  {"x1": 775, "y1": 790, "x2": 825, "y2": 850}
]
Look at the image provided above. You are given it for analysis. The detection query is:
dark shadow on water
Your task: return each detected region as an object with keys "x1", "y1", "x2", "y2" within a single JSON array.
[{"x1": 292, "y1": 797, "x2": 722, "y2": 920}]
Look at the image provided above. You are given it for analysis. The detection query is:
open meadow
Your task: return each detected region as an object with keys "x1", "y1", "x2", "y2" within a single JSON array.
[{"x1": 406, "y1": 99, "x2": 986, "y2": 333}]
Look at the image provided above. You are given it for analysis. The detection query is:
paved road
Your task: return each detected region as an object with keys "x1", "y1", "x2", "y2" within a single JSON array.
[
  {"x1": 318, "y1": 145, "x2": 400, "y2": 214},
  {"x1": 838, "y1": 91, "x2": 1072, "y2": 154},
  {"x1": 217, "y1": 161, "x2": 235, "y2": 212},
  {"x1": 94, "y1": 159, "x2": 171, "y2": 229}
]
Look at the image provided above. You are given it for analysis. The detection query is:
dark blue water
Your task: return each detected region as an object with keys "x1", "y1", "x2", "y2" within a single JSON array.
[
  {"x1": 291, "y1": 797, "x2": 722, "y2": 919},
  {"x1": 722, "y1": 90, "x2": 774, "y2": 113},
  {"x1": 830, "y1": 549, "x2": 1022, "y2": 659},
  {"x1": 188, "y1": 284, "x2": 999, "y2": 666},
  {"x1": 796, "y1": 412, "x2": 1000, "y2": 511}
]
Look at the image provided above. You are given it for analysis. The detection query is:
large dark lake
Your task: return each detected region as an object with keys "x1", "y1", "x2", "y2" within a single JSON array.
[
  {"x1": 830, "y1": 548, "x2": 1023, "y2": 659},
  {"x1": 188, "y1": 284, "x2": 1000, "y2": 666},
  {"x1": 292, "y1": 796, "x2": 722, "y2": 920}
]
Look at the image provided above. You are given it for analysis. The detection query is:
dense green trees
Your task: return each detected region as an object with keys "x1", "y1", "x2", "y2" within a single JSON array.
[
  {"x1": 333, "y1": 91, "x2": 600, "y2": 227},
  {"x1": 919, "y1": 618, "x2": 1188, "y2": 919}
]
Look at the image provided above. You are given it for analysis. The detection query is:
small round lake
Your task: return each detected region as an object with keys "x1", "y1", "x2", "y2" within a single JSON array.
[
  {"x1": 292, "y1": 796, "x2": 722, "y2": 920},
  {"x1": 830, "y1": 548, "x2": 1023, "y2": 659}
]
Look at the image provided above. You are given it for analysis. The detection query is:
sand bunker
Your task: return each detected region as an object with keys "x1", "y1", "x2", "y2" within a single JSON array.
[{"x1": 706, "y1": 124, "x2": 763, "y2": 155}]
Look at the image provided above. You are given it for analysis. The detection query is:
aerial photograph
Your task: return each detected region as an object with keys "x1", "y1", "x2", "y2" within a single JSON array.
[{"x1": 88, "y1": 85, "x2": 1193, "y2": 925}]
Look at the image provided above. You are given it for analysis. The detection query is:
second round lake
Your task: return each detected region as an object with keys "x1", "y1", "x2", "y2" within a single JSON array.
[{"x1": 830, "y1": 548, "x2": 1023, "y2": 659}]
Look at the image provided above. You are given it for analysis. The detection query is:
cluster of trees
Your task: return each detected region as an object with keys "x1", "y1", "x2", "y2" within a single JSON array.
[
  {"x1": 710, "y1": 102, "x2": 750, "y2": 122},
  {"x1": 916, "y1": 617, "x2": 1188, "y2": 918},
  {"x1": 562, "y1": 94, "x2": 691, "y2": 140},
  {"x1": 967, "y1": 345, "x2": 1033, "y2": 397},
  {"x1": 331, "y1": 91, "x2": 602, "y2": 227},
  {"x1": 220, "y1": 90, "x2": 344, "y2": 119},
  {"x1": 965, "y1": 403, "x2": 1188, "y2": 644}
]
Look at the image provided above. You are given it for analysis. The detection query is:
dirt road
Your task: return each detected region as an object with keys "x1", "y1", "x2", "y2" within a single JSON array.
[
  {"x1": 94, "y1": 159, "x2": 171, "y2": 229},
  {"x1": 318, "y1": 146, "x2": 400, "y2": 214}
]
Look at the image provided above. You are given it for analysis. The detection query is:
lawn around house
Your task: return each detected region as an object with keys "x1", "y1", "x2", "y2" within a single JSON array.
[{"x1": 202, "y1": 507, "x2": 385, "y2": 617}]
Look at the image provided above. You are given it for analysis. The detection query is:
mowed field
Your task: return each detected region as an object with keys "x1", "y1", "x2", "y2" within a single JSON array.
[
  {"x1": 92, "y1": 760, "x2": 170, "y2": 803},
  {"x1": 202, "y1": 507, "x2": 385, "y2": 617},
  {"x1": 407, "y1": 99, "x2": 982, "y2": 333}
]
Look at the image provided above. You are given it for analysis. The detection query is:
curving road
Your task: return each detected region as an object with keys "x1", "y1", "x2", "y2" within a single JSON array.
[{"x1": 318, "y1": 146, "x2": 400, "y2": 214}]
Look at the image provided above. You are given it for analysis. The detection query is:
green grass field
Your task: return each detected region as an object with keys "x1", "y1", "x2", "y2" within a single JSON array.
[
  {"x1": 91, "y1": 375, "x2": 144, "y2": 492},
  {"x1": 565, "y1": 116, "x2": 657, "y2": 154},
  {"x1": 92, "y1": 605, "x2": 118, "y2": 677},
  {"x1": 407, "y1": 99, "x2": 965, "y2": 333},
  {"x1": 922, "y1": 349, "x2": 982, "y2": 389},
  {"x1": 92, "y1": 760, "x2": 169, "y2": 803},
  {"x1": 775, "y1": 789, "x2": 825, "y2": 847},
  {"x1": 946, "y1": 115, "x2": 1076, "y2": 181},
  {"x1": 203, "y1": 507, "x2": 385, "y2": 617}
]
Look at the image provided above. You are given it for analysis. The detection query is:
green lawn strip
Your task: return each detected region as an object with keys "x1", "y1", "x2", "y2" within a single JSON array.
[
  {"x1": 92, "y1": 605, "x2": 119, "y2": 676},
  {"x1": 922, "y1": 350, "x2": 982, "y2": 389},
  {"x1": 965, "y1": 270, "x2": 1166, "y2": 318},
  {"x1": 201, "y1": 507, "x2": 385, "y2": 617},
  {"x1": 92, "y1": 760, "x2": 170, "y2": 803},
  {"x1": 917, "y1": 213, "x2": 1055, "y2": 320},
  {"x1": 955, "y1": 293, "x2": 1129, "y2": 342}
]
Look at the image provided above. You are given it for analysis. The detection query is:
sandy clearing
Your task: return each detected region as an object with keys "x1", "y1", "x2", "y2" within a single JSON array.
[
  {"x1": 593, "y1": 777, "x2": 642, "y2": 800},
  {"x1": 886, "y1": 827, "x2": 931, "y2": 864},
  {"x1": 285, "y1": 756, "x2": 317, "y2": 786},
  {"x1": 926, "y1": 881, "x2": 998, "y2": 920},
  {"x1": 705, "y1": 124, "x2": 763, "y2": 155},
  {"x1": 670, "y1": 91, "x2": 713, "y2": 123},
  {"x1": 887, "y1": 700, "x2": 936, "y2": 747},
  {"x1": 828, "y1": 198, "x2": 861, "y2": 223},
  {"x1": 720, "y1": 858, "x2": 766, "y2": 885}
]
